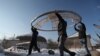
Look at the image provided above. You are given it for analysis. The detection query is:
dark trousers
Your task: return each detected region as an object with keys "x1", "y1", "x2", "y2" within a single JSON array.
[
  {"x1": 59, "y1": 44, "x2": 73, "y2": 56},
  {"x1": 80, "y1": 38, "x2": 90, "y2": 54},
  {"x1": 28, "y1": 40, "x2": 40, "y2": 55},
  {"x1": 59, "y1": 38, "x2": 73, "y2": 56},
  {"x1": 81, "y1": 38, "x2": 91, "y2": 55}
]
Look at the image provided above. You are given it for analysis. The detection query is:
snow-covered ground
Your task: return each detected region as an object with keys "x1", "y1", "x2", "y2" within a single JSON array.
[
  {"x1": 96, "y1": 49, "x2": 100, "y2": 52},
  {"x1": 5, "y1": 48, "x2": 90, "y2": 56},
  {"x1": 4, "y1": 46, "x2": 100, "y2": 56}
]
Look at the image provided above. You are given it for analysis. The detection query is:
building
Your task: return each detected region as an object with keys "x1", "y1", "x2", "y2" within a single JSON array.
[
  {"x1": 2, "y1": 39, "x2": 19, "y2": 49},
  {"x1": 16, "y1": 35, "x2": 47, "y2": 49},
  {"x1": 65, "y1": 33, "x2": 92, "y2": 49}
]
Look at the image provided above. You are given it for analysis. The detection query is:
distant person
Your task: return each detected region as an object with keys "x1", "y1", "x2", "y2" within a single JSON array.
[
  {"x1": 55, "y1": 12, "x2": 76, "y2": 56},
  {"x1": 74, "y1": 22, "x2": 91, "y2": 56},
  {"x1": 27, "y1": 26, "x2": 40, "y2": 56}
]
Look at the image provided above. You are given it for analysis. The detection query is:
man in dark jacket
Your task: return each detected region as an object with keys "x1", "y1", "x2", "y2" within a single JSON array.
[
  {"x1": 27, "y1": 26, "x2": 40, "y2": 56},
  {"x1": 74, "y1": 22, "x2": 91, "y2": 56},
  {"x1": 55, "y1": 12, "x2": 76, "y2": 56}
]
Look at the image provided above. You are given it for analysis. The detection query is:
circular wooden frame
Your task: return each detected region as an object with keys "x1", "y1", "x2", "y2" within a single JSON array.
[{"x1": 31, "y1": 10, "x2": 82, "y2": 31}]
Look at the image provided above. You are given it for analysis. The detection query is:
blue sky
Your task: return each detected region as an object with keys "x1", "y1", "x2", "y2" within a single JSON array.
[{"x1": 0, "y1": 0, "x2": 100, "y2": 45}]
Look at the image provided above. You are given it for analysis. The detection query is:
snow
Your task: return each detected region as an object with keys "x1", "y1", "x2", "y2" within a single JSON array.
[
  {"x1": 5, "y1": 46, "x2": 100, "y2": 56},
  {"x1": 2, "y1": 45, "x2": 100, "y2": 56},
  {"x1": 96, "y1": 49, "x2": 100, "y2": 52},
  {"x1": 17, "y1": 50, "x2": 86, "y2": 56},
  {"x1": 69, "y1": 33, "x2": 78, "y2": 37},
  {"x1": 5, "y1": 48, "x2": 89, "y2": 56}
]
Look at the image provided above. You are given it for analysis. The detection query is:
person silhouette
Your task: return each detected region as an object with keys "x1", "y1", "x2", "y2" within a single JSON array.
[
  {"x1": 55, "y1": 12, "x2": 76, "y2": 56},
  {"x1": 27, "y1": 26, "x2": 40, "y2": 56},
  {"x1": 74, "y1": 22, "x2": 91, "y2": 56}
]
